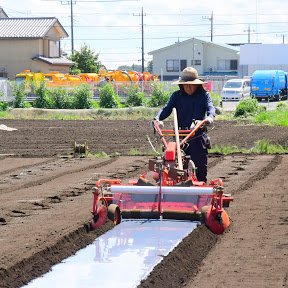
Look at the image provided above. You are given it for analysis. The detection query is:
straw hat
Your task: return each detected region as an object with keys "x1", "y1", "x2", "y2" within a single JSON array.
[{"x1": 172, "y1": 67, "x2": 207, "y2": 85}]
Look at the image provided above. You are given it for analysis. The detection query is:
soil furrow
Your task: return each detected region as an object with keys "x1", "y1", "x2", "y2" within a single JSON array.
[
  {"x1": 0, "y1": 119, "x2": 287, "y2": 288},
  {"x1": 0, "y1": 157, "x2": 118, "y2": 194}
]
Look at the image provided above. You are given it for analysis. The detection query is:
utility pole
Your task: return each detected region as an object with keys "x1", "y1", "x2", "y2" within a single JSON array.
[
  {"x1": 244, "y1": 24, "x2": 255, "y2": 44},
  {"x1": 134, "y1": 7, "x2": 146, "y2": 73},
  {"x1": 276, "y1": 34, "x2": 286, "y2": 44},
  {"x1": 61, "y1": 1, "x2": 75, "y2": 54},
  {"x1": 210, "y1": 11, "x2": 213, "y2": 42},
  {"x1": 70, "y1": 0, "x2": 74, "y2": 53},
  {"x1": 177, "y1": 37, "x2": 180, "y2": 75},
  {"x1": 202, "y1": 11, "x2": 213, "y2": 42}
]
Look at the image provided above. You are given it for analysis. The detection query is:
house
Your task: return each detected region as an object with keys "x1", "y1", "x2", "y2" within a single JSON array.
[
  {"x1": 0, "y1": 11, "x2": 74, "y2": 79},
  {"x1": 148, "y1": 38, "x2": 240, "y2": 81}
]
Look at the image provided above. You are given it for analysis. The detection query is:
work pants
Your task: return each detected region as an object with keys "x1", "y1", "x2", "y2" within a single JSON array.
[{"x1": 183, "y1": 133, "x2": 209, "y2": 183}]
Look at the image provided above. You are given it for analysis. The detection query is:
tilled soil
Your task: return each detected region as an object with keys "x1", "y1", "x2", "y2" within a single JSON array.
[
  {"x1": 0, "y1": 119, "x2": 287, "y2": 157},
  {"x1": 0, "y1": 119, "x2": 287, "y2": 288}
]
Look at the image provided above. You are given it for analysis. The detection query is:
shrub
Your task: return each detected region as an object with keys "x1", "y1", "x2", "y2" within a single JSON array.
[
  {"x1": 147, "y1": 82, "x2": 170, "y2": 107},
  {"x1": 91, "y1": 100, "x2": 99, "y2": 109},
  {"x1": 99, "y1": 83, "x2": 121, "y2": 108},
  {"x1": 51, "y1": 87, "x2": 73, "y2": 109},
  {"x1": 210, "y1": 92, "x2": 221, "y2": 107},
  {"x1": 126, "y1": 86, "x2": 146, "y2": 107},
  {"x1": 72, "y1": 84, "x2": 93, "y2": 109},
  {"x1": 0, "y1": 101, "x2": 9, "y2": 111},
  {"x1": 234, "y1": 98, "x2": 260, "y2": 118},
  {"x1": 34, "y1": 81, "x2": 53, "y2": 108},
  {"x1": 13, "y1": 82, "x2": 28, "y2": 108}
]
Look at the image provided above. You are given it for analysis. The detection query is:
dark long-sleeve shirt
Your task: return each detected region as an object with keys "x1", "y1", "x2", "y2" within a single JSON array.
[{"x1": 157, "y1": 88, "x2": 216, "y2": 128}]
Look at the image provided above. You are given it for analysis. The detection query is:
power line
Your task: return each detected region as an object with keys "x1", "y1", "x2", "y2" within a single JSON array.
[
  {"x1": 59, "y1": 29, "x2": 288, "y2": 41},
  {"x1": 78, "y1": 0, "x2": 139, "y2": 1},
  {"x1": 40, "y1": 0, "x2": 139, "y2": 53}
]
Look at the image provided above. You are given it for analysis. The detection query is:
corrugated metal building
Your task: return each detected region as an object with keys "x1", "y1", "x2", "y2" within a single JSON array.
[{"x1": 239, "y1": 44, "x2": 288, "y2": 77}]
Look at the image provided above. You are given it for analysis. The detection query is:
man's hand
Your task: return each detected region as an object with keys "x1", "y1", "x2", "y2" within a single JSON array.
[
  {"x1": 156, "y1": 120, "x2": 164, "y2": 128},
  {"x1": 152, "y1": 118, "x2": 164, "y2": 128},
  {"x1": 205, "y1": 116, "x2": 214, "y2": 125},
  {"x1": 190, "y1": 119, "x2": 202, "y2": 129}
]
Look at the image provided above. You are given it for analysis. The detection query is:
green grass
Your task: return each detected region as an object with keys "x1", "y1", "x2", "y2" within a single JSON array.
[
  {"x1": 93, "y1": 151, "x2": 109, "y2": 158},
  {"x1": 209, "y1": 144, "x2": 245, "y2": 154},
  {"x1": 0, "y1": 107, "x2": 160, "y2": 120},
  {"x1": 251, "y1": 139, "x2": 288, "y2": 154},
  {"x1": 210, "y1": 139, "x2": 288, "y2": 155},
  {"x1": 128, "y1": 147, "x2": 160, "y2": 156},
  {"x1": 0, "y1": 110, "x2": 12, "y2": 118},
  {"x1": 254, "y1": 106, "x2": 288, "y2": 126}
]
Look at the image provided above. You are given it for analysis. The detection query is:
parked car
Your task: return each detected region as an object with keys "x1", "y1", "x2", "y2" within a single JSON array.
[{"x1": 221, "y1": 78, "x2": 251, "y2": 101}]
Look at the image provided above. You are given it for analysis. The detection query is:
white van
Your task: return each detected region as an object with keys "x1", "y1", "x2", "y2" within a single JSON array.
[{"x1": 221, "y1": 79, "x2": 251, "y2": 101}]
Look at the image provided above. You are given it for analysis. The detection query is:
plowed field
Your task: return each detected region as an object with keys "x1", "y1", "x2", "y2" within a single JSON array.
[{"x1": 0, "y1": 119, "x2": 287, "y2": 288}]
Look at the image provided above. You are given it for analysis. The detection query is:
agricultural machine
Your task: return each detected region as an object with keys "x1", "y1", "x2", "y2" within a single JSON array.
[{"x1": 88, "y1": 109, "x2": 233, "y2": 234}]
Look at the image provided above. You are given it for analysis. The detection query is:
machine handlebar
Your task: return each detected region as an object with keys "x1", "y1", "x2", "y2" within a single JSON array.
[{"x1": 152, "y1": 118, "x2": 209, "y2": 147}]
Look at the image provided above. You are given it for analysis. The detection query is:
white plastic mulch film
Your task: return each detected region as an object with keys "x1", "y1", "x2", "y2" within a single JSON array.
[{"x1": 22, "y1": 219, "x2": 198, "y2": 288}]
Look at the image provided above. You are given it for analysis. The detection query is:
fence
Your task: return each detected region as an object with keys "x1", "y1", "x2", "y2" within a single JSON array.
[
  {"x1": 0, "y1": 76, "x2": 239, "y2": 103},
  {"x1": 0, "y1": 79, "x2": 13, "y2": 102}
]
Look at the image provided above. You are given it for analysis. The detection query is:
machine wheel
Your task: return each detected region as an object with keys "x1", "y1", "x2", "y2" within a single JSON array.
[
  {"x1": 200, "y1": 205, "x2": 209, "y2": 224},
  {"x1": 204, "y1": 205, "x2": 230, "y2": 234},
  {"x1": 108, "y1": 204, "x2": 121, "y2": 225},
  {"x1": 90, "y1": 204, "x2": 108, "y2": 230}
]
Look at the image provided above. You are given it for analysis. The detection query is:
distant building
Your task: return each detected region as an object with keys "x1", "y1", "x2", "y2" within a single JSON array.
[
  {"x1": 148, "y1": 38, "x2": 240, "y2": 81},
  {"x1": 0, "y1": 9, "x2": 73, "y2": 79},
  {"x1": 239, "y1": 44, "x2": 288, "y2": 77},
  {"x1": 0, "y1": 7, "x2": 8, "y2": 18}
]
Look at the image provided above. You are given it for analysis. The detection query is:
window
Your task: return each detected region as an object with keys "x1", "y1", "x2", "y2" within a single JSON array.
[
  {"x1": 217, "y1": 59, "x2": 238, "y2": 70},
  {"x1": 180, "y1": 59, "x2": 187, "y2": 71},
  {"x1": 191, "y1": 60, "x2": 201, "y2": 66},
  {"x1": 166, "y1": 59, "x2": 179, "y2": 72},
  {"x1": 230, "y1": 60, "x2": 238, "y2": 70},
  {"x1": 49, "y1": 40, "x2": 60, "y2": 57}
]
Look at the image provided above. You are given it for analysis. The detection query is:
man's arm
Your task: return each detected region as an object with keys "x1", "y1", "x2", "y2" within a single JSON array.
[
  {"x1": 156, "y1": 92, "x2": 177, "y2": 121},
  {"x1": 205, "y1": 92, "x2": 216, "y2": 118}
]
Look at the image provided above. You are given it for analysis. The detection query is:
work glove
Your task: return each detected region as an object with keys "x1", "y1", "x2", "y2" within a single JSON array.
[
  {"x1": 157, "y1": 120, "x2": 164, "y2": 128},
  {"x1": 190, "y1": 119, "x2": 201, "y2": 129},
  {"x1": 153, "y1": 118, "x2": 164, "y2": 128},
  {"x1": 205, "y1": 116, "x2": 214, "y2": 125}
]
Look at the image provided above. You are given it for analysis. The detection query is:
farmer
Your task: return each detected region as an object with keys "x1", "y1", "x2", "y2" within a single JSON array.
[{"x1": 154, "y1": 67, "x2": 215, "y2": 183}]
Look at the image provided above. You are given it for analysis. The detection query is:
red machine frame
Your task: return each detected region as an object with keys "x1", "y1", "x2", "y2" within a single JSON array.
[{"x1": 89, "y1": 113, "x2": 233, "y2": 234}]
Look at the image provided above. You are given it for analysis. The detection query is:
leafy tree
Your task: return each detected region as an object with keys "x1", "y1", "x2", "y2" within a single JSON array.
[
  {"x1": 117, "y1": 64, "x2": 143, "y2": 72},
  {"x1": 147, "y1": 60, "x2": 153, "y2": 73},
  {"x1": 69, "y1": 44, "x2": 102, "y2": 74}
]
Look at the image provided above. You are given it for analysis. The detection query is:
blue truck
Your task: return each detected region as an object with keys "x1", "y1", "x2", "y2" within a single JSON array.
[{"x1": 250, "y1": 70, "x2": 288, "y2": 101}]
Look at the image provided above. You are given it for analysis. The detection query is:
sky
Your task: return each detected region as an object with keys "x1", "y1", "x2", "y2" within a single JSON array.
[{"x1": 1, "y1": 0, "x2": 288, "y2": 70}]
